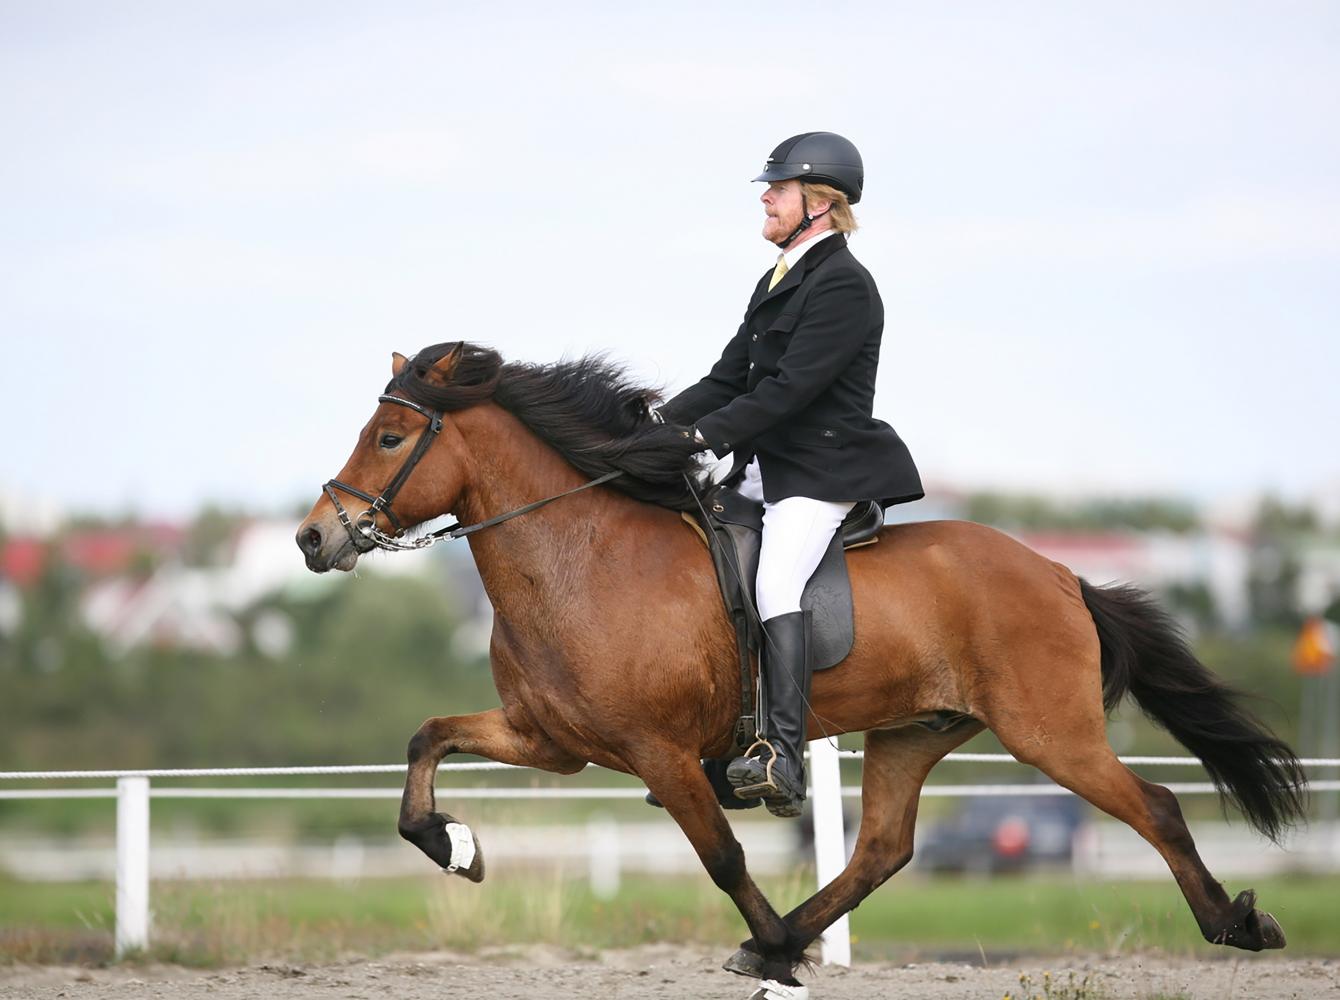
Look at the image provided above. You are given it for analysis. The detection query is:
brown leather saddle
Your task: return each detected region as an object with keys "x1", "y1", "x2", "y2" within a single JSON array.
[{"x1": 684, "y1": 482, "x2": 883, "y2": 752}]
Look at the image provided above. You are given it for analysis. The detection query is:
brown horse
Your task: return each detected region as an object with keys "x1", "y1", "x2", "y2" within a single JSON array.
[{"x1": 297, "y1": 342, "x2": 1305, "y2": 991}]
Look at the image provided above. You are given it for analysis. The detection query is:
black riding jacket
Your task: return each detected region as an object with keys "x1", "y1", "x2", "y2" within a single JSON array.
[{"x1": 660, "y1": 234, "x2": 923, "y2": 508}]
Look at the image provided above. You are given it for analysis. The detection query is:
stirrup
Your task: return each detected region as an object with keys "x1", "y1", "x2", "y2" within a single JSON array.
[{"x1": 730, "y1": 737, "x2": 781, "y2": 800}]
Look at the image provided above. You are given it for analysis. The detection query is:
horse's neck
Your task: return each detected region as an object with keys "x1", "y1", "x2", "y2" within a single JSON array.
[{"x1": 454, "y1": 403, "x2": 611, "y2": 624}]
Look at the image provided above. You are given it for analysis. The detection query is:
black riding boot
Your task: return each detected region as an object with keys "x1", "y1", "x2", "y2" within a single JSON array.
[{"x1": 726, "y1": 609, "x2": 812, "y2": 818}]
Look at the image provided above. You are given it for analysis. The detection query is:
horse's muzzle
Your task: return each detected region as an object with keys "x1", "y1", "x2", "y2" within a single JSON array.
[{"x1": 295, "y1": 519, "x2": 367, "y2": 573}]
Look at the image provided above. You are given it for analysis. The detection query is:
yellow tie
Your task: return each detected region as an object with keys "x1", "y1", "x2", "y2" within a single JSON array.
[{"x1": 768, "y1": 257, "x2": 789, "y2": 291}]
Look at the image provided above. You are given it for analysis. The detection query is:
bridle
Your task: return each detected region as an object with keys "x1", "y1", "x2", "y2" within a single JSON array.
[{"x1": 323, "y1": 393, "x2": 621, "y2": 553}]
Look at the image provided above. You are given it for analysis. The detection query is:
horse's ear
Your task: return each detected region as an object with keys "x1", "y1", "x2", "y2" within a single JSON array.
[
  {"x1": 391, "y1": 352, "x2": 408, "y2": 377},
  {"x1": 430, "y1": 343, "x2": 465, "y2": 380}
]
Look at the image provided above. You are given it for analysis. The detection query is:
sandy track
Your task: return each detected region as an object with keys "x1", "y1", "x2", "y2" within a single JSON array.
[{"x1": 2, "y1": 946, "x2": 1337, "y2": 999}]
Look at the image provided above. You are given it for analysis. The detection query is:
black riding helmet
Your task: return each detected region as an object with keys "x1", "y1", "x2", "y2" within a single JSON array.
[
  {"x1": 754, "y1": 131, "x2": 863, "y2": 249},
  {"x1": 753, "y1": 131, "x2": 863, "y2": 204}
]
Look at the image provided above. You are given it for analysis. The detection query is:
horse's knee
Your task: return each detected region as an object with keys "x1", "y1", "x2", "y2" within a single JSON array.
[{"x1": 406, "y1": 720, "x2": 452, "y2": 764}]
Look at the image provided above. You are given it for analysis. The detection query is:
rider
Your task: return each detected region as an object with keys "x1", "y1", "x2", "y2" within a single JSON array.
[{"x1": 659, "y1": 131, "x2": 924, "y2": 818}]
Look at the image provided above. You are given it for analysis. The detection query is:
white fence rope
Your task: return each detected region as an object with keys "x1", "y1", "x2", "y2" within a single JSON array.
[
  {"x1": 3, "y1": 753, "x2": 1337, "y2": 958},
  {"x1": 4, "y1": 753, "x2": 1337, "y2": 782},
  {"x1": 5, "y1": 781, "x2": 1340, "y2": 802}
]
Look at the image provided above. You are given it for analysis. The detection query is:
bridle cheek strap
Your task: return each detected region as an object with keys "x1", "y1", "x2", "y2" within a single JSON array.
[
  {"x1": 324, "y1": 394, "x2": 444, "y2": 548},
  {"x1": 320, "y1": 392, "x2": 625, "y2": 554}
]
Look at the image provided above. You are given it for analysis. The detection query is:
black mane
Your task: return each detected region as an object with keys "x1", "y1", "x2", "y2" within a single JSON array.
[{"x1": 386, "y1": 342, "x2": 704, "y2": 510}]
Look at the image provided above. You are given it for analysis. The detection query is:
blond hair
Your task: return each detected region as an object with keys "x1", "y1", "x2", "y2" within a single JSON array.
[{"x1": 801, "y1": 181, "x2": 858, "y2": 235}]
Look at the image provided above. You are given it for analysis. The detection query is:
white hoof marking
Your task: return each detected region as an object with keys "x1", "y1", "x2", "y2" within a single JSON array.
[
  {"x1": 441, "y1": 822, "x2": 476, "y2": 874},
  {"x1": 748, "y1": 979, "x2": 808, "y2": 1000}
]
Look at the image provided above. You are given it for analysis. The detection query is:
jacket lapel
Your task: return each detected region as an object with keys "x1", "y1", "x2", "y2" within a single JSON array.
[{"x1": 747, "y1": 233, "x2": 847, "y2": 318}]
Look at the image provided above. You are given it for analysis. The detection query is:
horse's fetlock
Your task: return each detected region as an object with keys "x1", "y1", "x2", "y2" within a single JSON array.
[{"x1": 398, "y1": 811, "x2": 443, "y2": 843}]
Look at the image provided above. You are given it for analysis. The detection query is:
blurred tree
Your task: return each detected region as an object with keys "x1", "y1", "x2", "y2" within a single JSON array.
[
  {"x1": 965, "y1": 492, "x2": 1199, "y2": 533},
  {"x1": 1247, "y1": 496, "x2": 1315, "y2": 628},
  {"x1": 182, "y1": 504, "x2": 247, "y2": 567}
]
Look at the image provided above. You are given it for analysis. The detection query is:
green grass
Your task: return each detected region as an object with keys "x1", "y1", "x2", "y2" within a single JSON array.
[{"x1": 2, "y1": 872, "x2": 1336, "y2": 967}]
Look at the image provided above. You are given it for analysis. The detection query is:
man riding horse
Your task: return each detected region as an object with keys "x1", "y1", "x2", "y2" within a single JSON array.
[
  {"x1": 659, "y1": 131, "x2": 924, "y2": 818},
  {"x1": 298, "y1": 131, "x2": 1303, "y2": 1000}
]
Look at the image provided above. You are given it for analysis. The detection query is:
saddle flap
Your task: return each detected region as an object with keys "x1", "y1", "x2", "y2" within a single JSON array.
[
  {"x1": 703, "y1": 484, "x2": 764, "y2": 531},
  {"x1": 693, "y1": 484, "x2": 864, "y2": 672}
]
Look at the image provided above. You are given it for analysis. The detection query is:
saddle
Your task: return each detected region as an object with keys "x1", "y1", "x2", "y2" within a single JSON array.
[{"x1": 683, "y1": 483, "x2": 883, "y2": 753}]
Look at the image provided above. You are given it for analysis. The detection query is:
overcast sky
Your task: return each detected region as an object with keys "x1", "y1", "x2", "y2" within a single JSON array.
[{"x1": 2, "y1": 1, "x2": 1337, "y2": 523}]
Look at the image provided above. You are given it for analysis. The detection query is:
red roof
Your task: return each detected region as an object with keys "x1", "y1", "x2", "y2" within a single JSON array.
[{"x1": 1, "y1": 524, "x2": 185, "y2": 588}]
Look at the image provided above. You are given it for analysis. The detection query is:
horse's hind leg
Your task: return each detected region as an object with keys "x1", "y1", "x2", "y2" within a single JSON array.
[
  {"x1": 636, "y1": 747, "x2": 802, "y2": 989},
  {"x1": 398, "y1": 708, "x2": 584, "y2": 882},
  {"x1": 997, "y1": 713, "x2": 1287, "y2": 951},
  {"x1": 728, "y1": 722, "x2": 984, "y2": 976}
]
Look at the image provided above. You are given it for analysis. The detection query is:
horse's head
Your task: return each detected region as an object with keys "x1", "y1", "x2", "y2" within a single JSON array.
[{"x1": 296, "y1": 343, "x2": 491, "y2": 573}]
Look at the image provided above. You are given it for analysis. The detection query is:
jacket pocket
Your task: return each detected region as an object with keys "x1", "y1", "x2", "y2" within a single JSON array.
[
  {"x1": 766, "y1": 312, "x2": 798, "y2": 335},
  {"x1": 787, "y1": 427, "x2": 843, "y2": 448}
]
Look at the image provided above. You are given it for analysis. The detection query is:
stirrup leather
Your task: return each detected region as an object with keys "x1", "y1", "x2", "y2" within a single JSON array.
[{"x1": 731, "y1": 737, "x2": 781, "y2": 800}]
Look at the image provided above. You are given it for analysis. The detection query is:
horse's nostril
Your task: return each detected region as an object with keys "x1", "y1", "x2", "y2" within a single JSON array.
[{"x1": 300, "y1": 526, "x2": 323, "y2": 556}]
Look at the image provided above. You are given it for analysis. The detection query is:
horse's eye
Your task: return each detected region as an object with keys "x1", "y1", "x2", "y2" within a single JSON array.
[{"x1": 379, "y1": 433, "x2": 403, "y2": 449}]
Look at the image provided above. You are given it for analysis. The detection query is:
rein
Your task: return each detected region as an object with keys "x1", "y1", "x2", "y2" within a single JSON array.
[{"x1": 323, "y1": 393, "x2": 622, "y2": 553}]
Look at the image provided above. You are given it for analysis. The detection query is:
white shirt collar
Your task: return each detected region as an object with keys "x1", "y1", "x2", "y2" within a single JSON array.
[{"x1": 779, "y1": 228, "x2": 839, "y2": 272}]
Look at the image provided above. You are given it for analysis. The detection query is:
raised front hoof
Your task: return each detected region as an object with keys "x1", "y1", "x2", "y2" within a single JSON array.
[
  {"x1": 1211, "y1": 889, "x2": 1287, "y2": 951},
  {"x1": 723, "y1": 946, "x2": 764, "y2": 979},
  {"x1": 399, "y1": 812, "x2": 485, "y2": 883}
]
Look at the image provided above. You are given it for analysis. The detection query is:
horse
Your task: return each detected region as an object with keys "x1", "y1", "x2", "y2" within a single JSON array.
[{"x1": 296, "y1": 342, "x2": 1306, "y2": 994}]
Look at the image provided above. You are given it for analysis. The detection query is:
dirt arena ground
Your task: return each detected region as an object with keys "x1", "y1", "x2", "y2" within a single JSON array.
[{"x1": 1, "y1": 946, "x2": 1337, "y2": 1000}]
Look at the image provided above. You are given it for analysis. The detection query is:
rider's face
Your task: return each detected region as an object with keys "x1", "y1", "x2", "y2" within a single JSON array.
[{"x1": 760, "y1": 180, "x2": 804, "y2": 245}]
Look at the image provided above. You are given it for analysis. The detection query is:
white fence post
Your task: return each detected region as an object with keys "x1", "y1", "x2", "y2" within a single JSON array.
[
  {"x1": 115, "y1": 776, "x2": 150, "y2": 956},
  {"x1": 586, "y1": 815, "x2": 621, "y2": 900},
  {"x1": 808, "y1": 737, "x2": 850, "y2": 966}
]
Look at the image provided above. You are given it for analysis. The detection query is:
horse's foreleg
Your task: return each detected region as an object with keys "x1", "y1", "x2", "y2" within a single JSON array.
[
  {"x1": 727, "y1": 724, "x2": 982, "y2": 978},
  {"x1": 639, "y1": 750, "x2": 803, "y2": 989},
  {"x1": 398, "y1": 708, "x2": 584, "y2": 882}
]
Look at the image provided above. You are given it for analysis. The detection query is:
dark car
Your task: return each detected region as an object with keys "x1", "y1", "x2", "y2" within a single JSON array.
[{"x1": 917, "y1": 794, "x2": 1086, "y2": 874}]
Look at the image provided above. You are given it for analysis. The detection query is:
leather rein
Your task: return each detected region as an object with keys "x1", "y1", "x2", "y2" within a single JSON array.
[{"x1": 323, "y1": 394, "x2": 622, "y2": 553}]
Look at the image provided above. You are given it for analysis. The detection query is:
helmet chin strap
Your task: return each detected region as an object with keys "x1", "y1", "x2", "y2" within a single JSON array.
[{"x1": 775, "y1": 192, "x2": 831, "y2": 250}]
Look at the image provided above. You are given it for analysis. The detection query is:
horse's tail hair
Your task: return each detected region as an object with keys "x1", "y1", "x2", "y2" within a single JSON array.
[{"x1": 1079, "y1": 578, "x2": 1307, "y2": 843}]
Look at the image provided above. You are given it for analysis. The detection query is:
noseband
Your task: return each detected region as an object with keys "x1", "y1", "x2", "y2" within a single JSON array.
[{"x1": 323, "y1": 393, "x2": 622, "y2": 553}]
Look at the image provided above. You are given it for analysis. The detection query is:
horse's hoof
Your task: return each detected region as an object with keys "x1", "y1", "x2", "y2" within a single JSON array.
[
  {"x1": 1256, "y1": 910, "x2": 1287, "y2": 950},
  {"x1": 440, "y1": 820, "x2": 485, "y2": 883},
  {"x1": 723, "y1": 947, "x2": 764, "y2": 979},
  {"x1": 1211, "y1": 890, "x2": 1286, "y2": 951},
  {"x1": 400, "y1": 813, "x2": 485, "y2": 883},
  {"x1": 748, "y1": 979, "x2": 808, "y2": 1000}
]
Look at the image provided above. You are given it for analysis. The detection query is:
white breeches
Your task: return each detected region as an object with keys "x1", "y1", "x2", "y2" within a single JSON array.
[{"x1": 737, "y1": 459, "x2": 855, "y2": 621}]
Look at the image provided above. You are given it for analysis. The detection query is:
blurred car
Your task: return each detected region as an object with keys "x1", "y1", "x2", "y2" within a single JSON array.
[{"x1": 917, "y1": 794, "x2": 1086, "y2": 874}]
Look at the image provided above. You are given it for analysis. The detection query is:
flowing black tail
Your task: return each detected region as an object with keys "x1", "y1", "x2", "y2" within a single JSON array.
[{"x1": 1080, "y1": 579, "x2": 1307, "y2": 843}]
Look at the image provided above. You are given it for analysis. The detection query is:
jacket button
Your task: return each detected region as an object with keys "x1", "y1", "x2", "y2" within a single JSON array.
[
  {"x1": 749, "y1": 362, "x2": 755, "y2": 369},
  {"x1": 751, "y1": 334, "x2": 758, "y2": 341}
]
